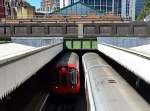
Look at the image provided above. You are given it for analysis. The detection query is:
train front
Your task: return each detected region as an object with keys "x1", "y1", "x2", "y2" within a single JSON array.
[{"x1": 50, "y1": 52, "x2": 80, "y2": 94}]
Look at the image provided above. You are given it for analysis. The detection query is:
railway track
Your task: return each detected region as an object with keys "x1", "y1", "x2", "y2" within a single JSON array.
[
  {"x1": 43, "y1": 92, "x2": 87, "y2": 111},
  {"x1": 23, "y1": 91, "x2": 49, "y2": 111},
  {"x1": 0, "y1": 51, "x2": 149, "y2": 111}
]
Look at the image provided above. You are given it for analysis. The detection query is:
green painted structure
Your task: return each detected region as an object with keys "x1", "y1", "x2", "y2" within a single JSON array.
[
  {"x1": 50, "y1": 1, "x2": 103, "y2": 16},
  {"x1": 63, "y1": 38, "x2": 97, "y2": 50}
]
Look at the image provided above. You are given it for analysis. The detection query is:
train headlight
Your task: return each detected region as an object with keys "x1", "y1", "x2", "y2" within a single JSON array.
[{"x1": 60, "y1": 66, "x2": 67, "y2": 73}]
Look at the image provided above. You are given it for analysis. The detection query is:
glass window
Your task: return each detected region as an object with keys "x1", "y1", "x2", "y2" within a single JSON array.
[{"x1": 69, "y1": 69, "x2": 78, "y2": 87}]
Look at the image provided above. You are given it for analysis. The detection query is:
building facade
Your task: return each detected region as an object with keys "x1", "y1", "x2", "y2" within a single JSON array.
[
  {"x1": 60, "y1": 0, "x2": 69, "y2": 8},
  {"x1": 0, "y1": 0, "x2": 4, "y2": 18},
  {"x1": 135, "y1": 0, "x2": 144, "y2": 17},
  {"x1": 80, "y1": 0, "x2": 122, "y2": 16},
  {"x1": 17, "y1": 1, "x2": 35, "y2": 19},
  {"x1": 54, "y1": 2, "x2": 103, "y2": 16},
  {"x1": 59, "y1": 0, "x2": 136, "y2": 20},
  {"x1": 4, "y1": 0, "x2": 24, "y2": 18},
  {"x1": 39, "y1": 0, "x2": 60, "y2": 13},
  {"x1": 60, "y1": 0, "x2": 79, "y2": 8}
]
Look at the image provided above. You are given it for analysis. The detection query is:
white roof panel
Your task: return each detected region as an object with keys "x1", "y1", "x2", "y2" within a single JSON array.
[
  {"x1": 131, "y1": 44, "x2": 150, "y2": 55},
  {"x1": 0, "y1": 43, "x2": 35, "y2": 58}
]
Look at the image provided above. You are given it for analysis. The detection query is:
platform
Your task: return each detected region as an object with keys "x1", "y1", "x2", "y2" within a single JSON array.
[
  {"x1": 0, "y1": 43, "x2": 63, "y2": 99},
  {"x1": 98, "y1": 43, "x2": 150, "y2": 84}
]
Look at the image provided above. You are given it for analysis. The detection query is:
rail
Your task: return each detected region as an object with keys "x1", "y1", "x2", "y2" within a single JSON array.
[{"x1": 24, "y1": 92, "x2": 49, "y2": 111}]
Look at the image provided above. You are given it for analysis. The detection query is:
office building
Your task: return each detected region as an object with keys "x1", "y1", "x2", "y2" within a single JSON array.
[
  {"x1": 135, "y1": 0, "x2": 144, "y2": 17},
  {"x1": 57, "y1": 0, "x2": 136, "y2": 20},
  {"x1": 0, "y1": 0, "x2": 4, "y2": 18},
  {"x1": 39, "y1": 0, "x2": 60, "y2": 13}
]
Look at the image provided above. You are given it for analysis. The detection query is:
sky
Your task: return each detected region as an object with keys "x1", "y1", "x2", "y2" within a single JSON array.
[{"x1": 27, "y1": 0, "x2": 41, "y2": 9}]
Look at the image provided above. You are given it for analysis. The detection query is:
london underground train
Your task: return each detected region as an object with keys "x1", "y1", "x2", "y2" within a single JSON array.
[
  {"x1": 82, "y1": 52, "x2": 150, "y2": 111},
  {"x1": 49, "y1": 52, "x2": 80, "y2": 94}
]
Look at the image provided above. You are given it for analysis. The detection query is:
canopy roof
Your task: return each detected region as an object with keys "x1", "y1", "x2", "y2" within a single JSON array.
[{"x1": 50, "y1": 1, "x2": 104, "y2": 16}]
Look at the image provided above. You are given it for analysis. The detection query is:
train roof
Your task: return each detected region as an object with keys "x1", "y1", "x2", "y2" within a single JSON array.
[
  {"x1": 83, "y1": 52, "x2": 108, "y2": 69},
  {"x1": 56, "y1": 52, "x2": 79, "y2": 66},
  {"x1": 82, "y1": 52, "x2": 150, "y2": 111}
]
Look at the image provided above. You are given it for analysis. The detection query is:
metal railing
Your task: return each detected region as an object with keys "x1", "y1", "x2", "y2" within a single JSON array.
[{"x1": 63, "y1": 38, "x2": 97, "y2": 50}]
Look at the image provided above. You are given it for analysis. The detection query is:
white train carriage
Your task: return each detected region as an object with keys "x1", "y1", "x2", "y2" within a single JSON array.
[{"x1": 82, "y1": 52, "x2": 150, "y2": 111}]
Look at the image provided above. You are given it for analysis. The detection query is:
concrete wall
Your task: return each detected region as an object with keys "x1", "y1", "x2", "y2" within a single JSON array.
[{"x1": 0, "y1": 22, "x2": 150, "y2": 38}]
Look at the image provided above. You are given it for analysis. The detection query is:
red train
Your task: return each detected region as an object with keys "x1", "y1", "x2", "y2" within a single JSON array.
[{"x1": 49, "y1": 52, "x2": 80, "y2": 94}]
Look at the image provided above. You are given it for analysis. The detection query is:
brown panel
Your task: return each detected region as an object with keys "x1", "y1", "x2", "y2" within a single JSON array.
[
  {"x1": 67, "y1": 26, "x2": 78, "y2": 34},
  {"x1": 117, "y1": 26, "x2": 129, "y2": 35},
  {"x1": 100, "y1": 26, "x2": 112, "y2": 35},
  {"x1": 134, "y1": 26, "x2": 146, "y2": 36},
  {"x1": 32, "y1": 27, "x2": 45, "y2": 35},
  {"x1": 6, "y1": 27, "x2": 11, "y2": 36},
  {"x1": 84, "y1": 26, "x2": 95, "y2": 34},
  {"x1": 0, "y1": 27, "x2": 4, "y2": 35},
  {"x1": 15, "y1": 27, "x2": 27, "y2": 35},
  {"x1": 49, "y1": 27, "x2": 63, "y2": 34}
]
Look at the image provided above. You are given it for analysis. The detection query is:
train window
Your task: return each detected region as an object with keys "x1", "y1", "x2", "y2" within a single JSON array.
[
  {"x1": 61, "y1": 75, "x2": 67, "y2": 86},
  {"x1": 69, "y1": 69, "x2": 78, "y2": 87}
]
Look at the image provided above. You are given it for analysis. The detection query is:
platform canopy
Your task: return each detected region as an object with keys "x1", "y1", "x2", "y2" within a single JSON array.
[{"x1": 0, "y1": 43, "x2": 34, "y2": 59}]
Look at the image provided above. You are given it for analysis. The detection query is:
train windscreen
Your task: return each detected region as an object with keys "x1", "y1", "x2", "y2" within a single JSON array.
[{"x1": 69, "y1": 69, "x2": 78, "y2": 87}]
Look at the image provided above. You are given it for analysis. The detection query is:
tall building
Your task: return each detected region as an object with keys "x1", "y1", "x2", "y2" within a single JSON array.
[
  {"x1": 58, "y1": 0, "x2": 136, "y2": 20},
  {"x1": 60, "y1": 0, "x2": 79, "y2": 8},
  {"x1": 4, "y1": 0, "x2": 24, "y2": 18},
  {"x1": 81, "y1": 0, "x2": 122, "y2": 16},
  {"x1": 60, "y1": 0, "x2": 69, "y2": 8},
  {"x1": 0, "y1": 0, "x2": 4, "y2": 18},
  {"x1": 17, "y1": 1, "x2": 35, "y2": 19},
  {"x1": 135, "y1": 0, "x2": 144, "y2": 17},
  {"x1": 60, "y1": 0, "x2": 131, "y2": 16},
  {"x1": 70, "y1": 0, "x2": 79, "y2": 4},
  {"x1": 129, "y1": 0, "x2": 136, "y2": 21},
  {"x1": 40, "y1": 0, "x2": 60, "y2": 13}
]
